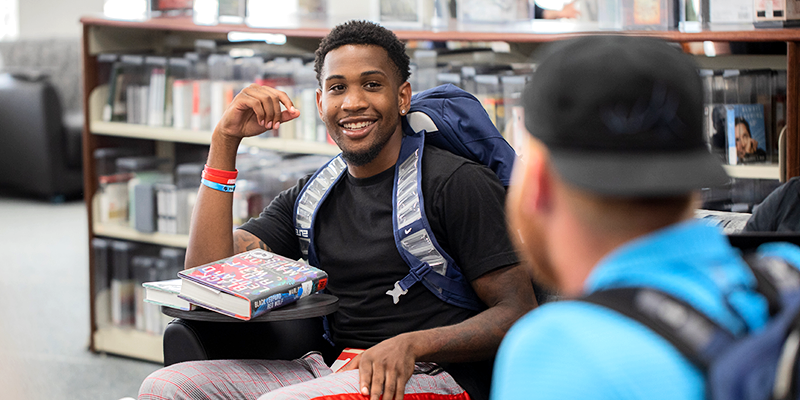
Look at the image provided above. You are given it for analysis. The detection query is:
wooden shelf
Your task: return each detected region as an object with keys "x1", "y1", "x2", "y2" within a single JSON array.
[
  {"x1": 80, "y1": 14, "x2": 800, "y2": 44},
  {"x1": 93, "y1": 326, "x2": 163, "y2": 363},
  {"x1": 94, "y1": 222, "x2": 190, "y2": 248}
]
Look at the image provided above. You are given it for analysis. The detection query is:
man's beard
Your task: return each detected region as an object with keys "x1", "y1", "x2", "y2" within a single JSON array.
[
  {"x1": 510, "y1": 208, "x2": 560, "y2": 294},
  {"x1": 340, "y1": 126, "x2": 396, "y2": 167},
  {"x1": 523, "y1": 220, "x2": 560, "y2": 293}
]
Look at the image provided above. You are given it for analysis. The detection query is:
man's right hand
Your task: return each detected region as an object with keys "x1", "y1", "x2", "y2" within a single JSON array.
[{"x1": 215, "y1": 84, "x2": 302, "y2": 140}]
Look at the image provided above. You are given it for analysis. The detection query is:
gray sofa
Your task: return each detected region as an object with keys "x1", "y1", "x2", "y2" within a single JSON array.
[{"x1": 0, "y1": 39, "x2": 83, "y2": 200}]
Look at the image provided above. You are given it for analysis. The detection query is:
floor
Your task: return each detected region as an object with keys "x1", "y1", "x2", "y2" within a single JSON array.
[{"x1": 0, "y1": 196, "x2": 160, "y2": 400}]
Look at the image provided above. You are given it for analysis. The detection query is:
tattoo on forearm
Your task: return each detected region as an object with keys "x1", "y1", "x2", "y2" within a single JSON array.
[
  {"x1": 245, "y1": 240, "x2": 270, "y2": 252},
  {"x1": 234, "y1": 233, "x2": 272, "y2": 253}
]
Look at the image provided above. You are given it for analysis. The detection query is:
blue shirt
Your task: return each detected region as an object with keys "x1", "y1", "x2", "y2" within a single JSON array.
[{"x1": 491, "y1": 220, "x2": 798, "y2": 400}]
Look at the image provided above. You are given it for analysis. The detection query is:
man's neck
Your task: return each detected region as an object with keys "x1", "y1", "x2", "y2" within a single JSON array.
[{"x1": 553, "y1": 214, "x2": 694, "y2": 298}]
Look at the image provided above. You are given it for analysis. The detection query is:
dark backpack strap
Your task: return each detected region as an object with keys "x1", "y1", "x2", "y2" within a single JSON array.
[
  {"x1": 582, "y1": 287, "x2": 736, "y2": 372},
  {"x1": 742, "y1": 254, "x2": 800, "y2": 316}
]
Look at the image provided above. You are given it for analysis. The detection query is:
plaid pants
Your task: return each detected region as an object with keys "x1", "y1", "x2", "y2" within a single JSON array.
[{"x1": 138, "y1": 352, "x2": 469, "y2": 400}]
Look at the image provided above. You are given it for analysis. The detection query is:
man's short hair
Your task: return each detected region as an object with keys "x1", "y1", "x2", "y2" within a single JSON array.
[{"x1": 314, "y1": 20, "x2": 411, "y2": 86}]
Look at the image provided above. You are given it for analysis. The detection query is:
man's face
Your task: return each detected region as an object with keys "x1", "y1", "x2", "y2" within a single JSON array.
[
  {"x1": 506, "y1": 141, "x2": 560, "y2": 291},
  {"x1": 316, "y1": 44, "x2": 409, "y2": 167},
  {"x1": 735, "y1": 122, "x2": 757, "y2": 159}
]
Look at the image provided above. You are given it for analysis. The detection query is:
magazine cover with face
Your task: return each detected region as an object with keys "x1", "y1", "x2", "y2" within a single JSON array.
[{"x1": 733, "y1": 104, "x2": 767, "y2": 164}]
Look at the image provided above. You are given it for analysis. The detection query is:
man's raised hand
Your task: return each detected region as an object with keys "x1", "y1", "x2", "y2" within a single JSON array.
[{"x1": 215, "y1": 84, "x2": 302, "y2": 140}]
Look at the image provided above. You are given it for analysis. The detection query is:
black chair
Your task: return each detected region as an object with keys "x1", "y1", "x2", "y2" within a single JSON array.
[
  {"x1": 163, "y1": 317, "x2": 333, "y2": 366},
  {"x1": 0, "y1": 73, "x2": 83, "y2": 200},
  {"x1": 162, "y1": 294, "x2": 339, "y2": 366},
  {"x1": 727, "y1": 232, "x2": 800, "y2": 252}
]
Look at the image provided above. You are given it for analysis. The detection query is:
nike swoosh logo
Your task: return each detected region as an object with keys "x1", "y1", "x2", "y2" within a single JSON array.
[{"x1": 404, "y1": 228, "x2": 412, "y2": 235}]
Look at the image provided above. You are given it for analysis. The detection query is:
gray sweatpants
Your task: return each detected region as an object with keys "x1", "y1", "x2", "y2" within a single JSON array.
[{"x1": 138, "y1": 352, "x2": 469, "y2": 400}]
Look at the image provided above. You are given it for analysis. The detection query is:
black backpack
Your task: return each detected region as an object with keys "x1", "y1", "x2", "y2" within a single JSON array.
[{"x1": 583, "y1": 253, "x2": 800, "y2": 400}]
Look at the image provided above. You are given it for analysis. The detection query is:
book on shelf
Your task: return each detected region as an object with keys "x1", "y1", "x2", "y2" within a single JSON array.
[
  {"x1": 146, "y1": 56, "x2": 168, "y2": 127},
  {"x1": 191, "y1": 80, "x2": 212, "y2": 131},
  {"x1": 106, "y1": 55, "x2": 146, "y2": 123},
  {"x1": 704, "y1": 104, "x2": 736, "y2": 165},
  {"x1": 704, "y1": 103, "x2": 769, "y2": 166},
  {"x1": 709, "y1": 0, "x2": 753, "y2": 24},
  {"x1": 621, "y1": 0, "x2": 678, "y2": 30},
  {"x1": 172, "y1": 79, "x2": 193, "y2": 130},
  {"x1": 700, "y1": 68, "x2": 784, "y2": 162},
  {"x1": 178, "y1": 249, "x2": 328, "y2": 320},
  {"x1": 143, "y1": 278, "x2": 195, "y2": 311},
  {"x1": 102, "y1": 57, "x2": 121, "y2": 122},
  {"x1": 733, "y1": 104, "x2": 768, "y2": 164}
]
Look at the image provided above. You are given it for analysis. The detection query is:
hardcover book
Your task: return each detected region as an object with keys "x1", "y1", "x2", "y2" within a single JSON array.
[
  {"x1": 143, "y1": 278, "x2": 195, "y2": 311},
  {"x1": 178, "y1": 249, "x2": 328, "y2": 320},
  {"x1": 330, "y1": 348, "x2": 365, "y2": 373}
]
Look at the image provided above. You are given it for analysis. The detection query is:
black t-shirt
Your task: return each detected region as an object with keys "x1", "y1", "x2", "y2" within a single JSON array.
[
  {"x1": 745, "y1": 177, "x2": 800, "y2": 232},
  {"x1": 240, "y1": 145, "x2": 519, "y2": 400}
]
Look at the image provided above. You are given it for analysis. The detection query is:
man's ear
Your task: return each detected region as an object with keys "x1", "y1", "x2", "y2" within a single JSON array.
[
  {"x1": 398, "y1": 81, "x2": 411, "y2": 114},
  {"x1": 519, "y1": 144, "x2": 553, "y2": 215},
  {"x1": 316, "y1": 88, "x2": 323, "y2": 120}
]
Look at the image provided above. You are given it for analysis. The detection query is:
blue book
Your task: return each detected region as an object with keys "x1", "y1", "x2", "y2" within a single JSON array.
[
  {"x1": 704, "y1": 104, "x2": 736, "y2": 165},
  {"x1": 732, "y1": 104, "x2": 767, "y2": 164}
]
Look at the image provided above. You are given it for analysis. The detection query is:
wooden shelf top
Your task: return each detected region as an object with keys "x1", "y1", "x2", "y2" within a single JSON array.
[{"x1": 80, "y1": 14, "x2": 800, "y2": 43}]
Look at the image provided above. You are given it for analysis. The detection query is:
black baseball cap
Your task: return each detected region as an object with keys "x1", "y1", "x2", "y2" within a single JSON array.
[{"x1": 522, "y1": 35, "x2": 729, "y2": 196}]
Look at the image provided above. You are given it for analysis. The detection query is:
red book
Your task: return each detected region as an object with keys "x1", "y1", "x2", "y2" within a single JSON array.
[{"x1": 330, "y1": 348, "x2": 365, "y2": 373}]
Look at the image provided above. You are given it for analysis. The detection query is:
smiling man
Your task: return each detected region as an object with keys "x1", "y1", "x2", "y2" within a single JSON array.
[{"x1": 138, "y1": 20, "x2": 534, "y2": 400}]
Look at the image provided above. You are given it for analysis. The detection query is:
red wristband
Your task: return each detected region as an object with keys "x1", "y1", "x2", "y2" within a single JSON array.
[
  {"x1": 202, "y1": 170, "x2": 236, "y2": 185},
  {"x1": 204, "y1": 165, "x2": 238, "y2": 179}
]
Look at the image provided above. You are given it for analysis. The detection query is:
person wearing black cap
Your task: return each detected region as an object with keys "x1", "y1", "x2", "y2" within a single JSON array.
[{"x1": 490, "y1": 35, "x2": 800, "y2": 399}]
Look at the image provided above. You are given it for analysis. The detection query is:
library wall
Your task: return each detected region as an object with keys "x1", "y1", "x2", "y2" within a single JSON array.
[{"x1": 18, "y1": 0, "x2": 103, "y2": 39}]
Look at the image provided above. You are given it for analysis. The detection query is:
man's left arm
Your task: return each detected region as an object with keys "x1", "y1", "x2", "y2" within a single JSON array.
[{"x1": 349, "y1": 262, "x2": 536, "y2": 400}]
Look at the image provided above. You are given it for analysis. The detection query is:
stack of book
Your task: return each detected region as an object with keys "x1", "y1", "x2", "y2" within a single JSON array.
[
  {"x1": 143, "y1": 249, "x2": 328, "y2": 321},
  {"x1": 99, "y1": 53, "x2": 328, "y2": 144},
  {"x1": 700, "y1": 69, "x2": 786, "y2": 166}
]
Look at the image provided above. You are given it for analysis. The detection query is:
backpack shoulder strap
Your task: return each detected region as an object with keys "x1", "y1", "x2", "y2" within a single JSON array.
[
  {"x1": 742, "y1": 254, "x2": 800, "y2": 315},
  {"x1": 294, "y1": 155, "x2": 348, "y2": 267},
  {"x1": 389, "y1": 129, "x2": 484, "y2": 311},
  {"x1": 582, "y1": 287, "x2": 736, "y2": 371},
  {"x1": 292, "y1": 132, "x2": 484, "y2": 312}
]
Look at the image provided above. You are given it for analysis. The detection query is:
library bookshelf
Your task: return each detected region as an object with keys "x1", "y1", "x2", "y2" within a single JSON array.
[{"x1": 80, "y1": 15, "x2": 798, "y2": 362}]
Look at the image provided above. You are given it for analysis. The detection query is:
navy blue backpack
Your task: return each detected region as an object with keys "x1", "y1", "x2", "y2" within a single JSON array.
[
  {"x1": 584, "y1": 253, "x2": 800, "y2": 400},
  {"x1": 293, "y1": 84, "x2": 517, "y2": 312}
]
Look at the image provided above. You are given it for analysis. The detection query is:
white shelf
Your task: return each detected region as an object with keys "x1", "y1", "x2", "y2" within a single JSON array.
[
  {"x1": 723, "y1": 164, "x2": 781, "y2": 180},
  {"x1": 93, "y1": 326, "x2": 163, "y2": 363},
  {"x1": 94, "y1": 222, "x2": 190, "y2": 248},
  {"x1": 90, "y1": 120, "x2": 340, "y2": 155}
]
